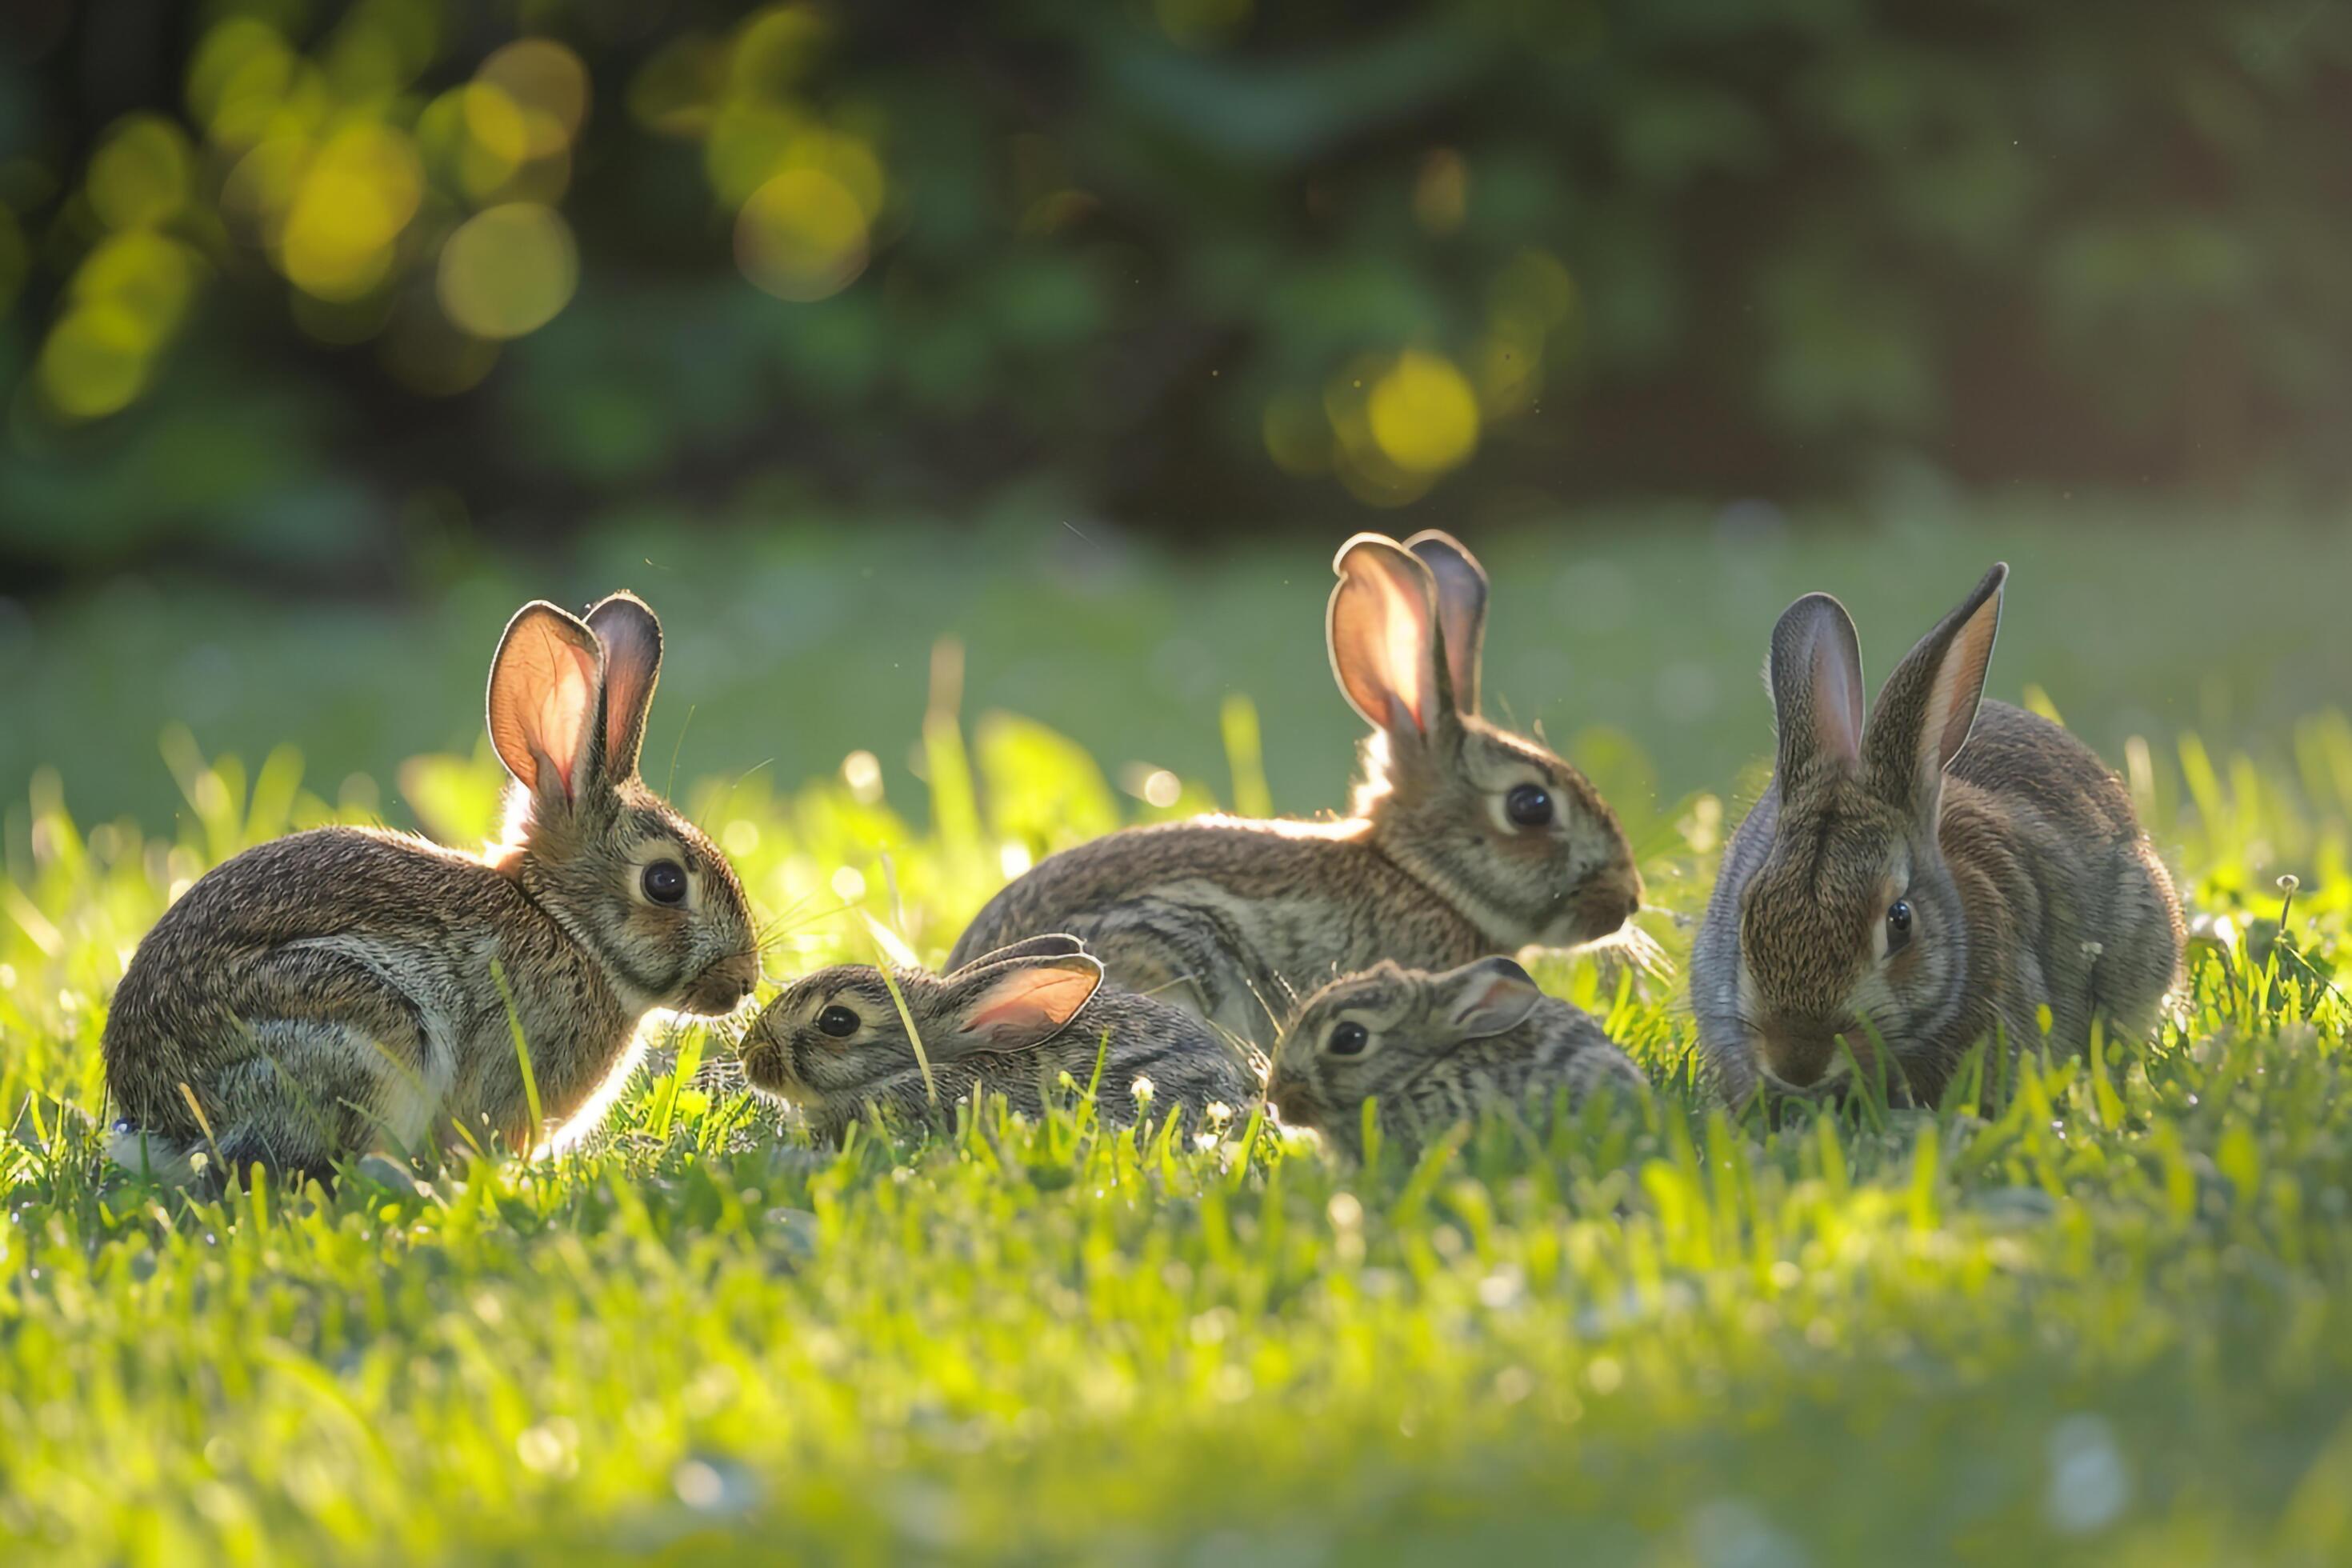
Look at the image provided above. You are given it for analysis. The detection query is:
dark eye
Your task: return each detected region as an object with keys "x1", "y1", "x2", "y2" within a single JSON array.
[
  {"x1": 1504, "y1": 784, "x2": 1554, "y2": 829},
  {"x1": 817, "y1": 1006, "x2": 860, "y2": 1038},
  {"x1": 642, "y1": 859, "x2": 688, "y2": 906},
  {"x1": 1326, "y1": 1021, "x2": 1369, "y2": 1057},
  {"x1": 1886, "y1": 898, "x2": 1913, "y2": 954}
]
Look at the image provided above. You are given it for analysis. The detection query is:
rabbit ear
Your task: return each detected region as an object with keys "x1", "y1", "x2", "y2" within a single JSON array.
[
  {"x1": 584, "y1": 593, "x2": 662, "y2": 782},
  {"x1": 1328, "y1": 534, "x2": 1454, "y2": 740},
  {"x1": 1402, "y1": 530, "x2": 1487, "y2": 716},
  {"x1": 950, "y1": 934, "x2": 1089, "y2": 975},
  {"x1": 1441, "y1": 956, "x2": 1545, "y2": 1039},
  {"x1": 1766, "y1": 593, "x2": 1865, "y2": 778},
  {"x1": 1865, "y1": 564, "x2": 2007, "y2": 819},
  {"x1": 486, "y1": 602, "x2": 604, "y2": 805},
  {"x1": 940, "y1": 954, "x2": 1104, "y2": 1055}
]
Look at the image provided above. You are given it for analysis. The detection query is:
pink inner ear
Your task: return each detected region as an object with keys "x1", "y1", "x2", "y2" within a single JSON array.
[
  {"x1": 1459, "y1": 974, "x2": 1522, "y2": 1020},
  {"x1": 962, "y1": 967, "x2": 1096, "y2": 1042},
  {"x1": 534, "y1": 636, "x2": 598, "y2": 800},
  {"x1": 1814, "y1": 637, "x2": 1862, "y2": 765},
  {"x1": 538, "y1": 663, "x2": 593, "y2": 798},
  {"x1": 1380, "y1": 573, "x2": 1430, "y2": 733}
]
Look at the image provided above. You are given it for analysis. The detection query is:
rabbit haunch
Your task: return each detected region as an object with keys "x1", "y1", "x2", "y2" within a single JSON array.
[
  {"x1": 950, "y1": 531, "x2": 1642, "y2": 1047},
  {"x1": 102, "y1": 592, "x2": 760, "y2": 1186},
  {"x1": 738, "y1": 935, "x2": 1259, "y2": 1143},
  {"x1": 1691, "y1": 564, "x2": 2184, "y2": 1104}
]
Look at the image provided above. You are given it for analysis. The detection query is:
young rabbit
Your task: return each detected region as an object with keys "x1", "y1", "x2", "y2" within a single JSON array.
[
  {"x1": 1264, "y1": 957, "x2": 1642, "y2": 1163},
  {"x1": 950, "y1": 531, "x2": 1642, "y2": 1047},
  {"x1": 103, "y1": 593, "x2": 762, "y2": 1186},
  {"x1": 1691, "y1": 565, "x2": 2184, "y2": 1104},
  {"x1": 738, "y1": 935, "x2": 1260, "y2": 1143}
]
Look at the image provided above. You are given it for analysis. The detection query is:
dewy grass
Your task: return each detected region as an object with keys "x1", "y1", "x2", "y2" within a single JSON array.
[{"x1": 2, "y1": 687, "x2": 2350, "y2": 1565}]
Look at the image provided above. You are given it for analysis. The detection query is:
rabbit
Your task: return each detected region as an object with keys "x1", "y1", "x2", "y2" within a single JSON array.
[
  {"x1": 738, "y1": 935, "x2": 1262, "y2": 1144},
  {"x1": 950, "y1": 530, "x2": 1642, "y2": 1049},
  {"x1": 1690, "y1": 564, "x2": 2185, "y2": 1106},
  {"x1": 102, "y1": 592, "x2": 762, "y2": 1187},
  {"x1": 1264, "y1": 957, "x2": 1643, "y2": 1164}
]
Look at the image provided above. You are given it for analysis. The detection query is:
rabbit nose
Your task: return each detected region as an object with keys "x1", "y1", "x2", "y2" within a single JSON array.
[
  {"x1": 686, "y1": 950, "x2": 761, "y2": 1013},
  {"x1": 1757, "y1": 1030, "x2": 1838, "y2": 1089},
  {"x1": 1265, "y1": 1076, "x2": 1311, "y2": 1126},
  {"x1": 1570, "y1": 869, "x2": 1642, "y2": 938}
]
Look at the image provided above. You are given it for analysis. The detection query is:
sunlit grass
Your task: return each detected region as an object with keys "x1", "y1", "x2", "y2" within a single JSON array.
[{"x1": 2, "y1": 693, "x2": 2350, "y2": 1566}]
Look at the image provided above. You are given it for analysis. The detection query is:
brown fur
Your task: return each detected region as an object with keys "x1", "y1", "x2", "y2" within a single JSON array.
[
  {"x1": 1265, "y1": 958, "x2": 1642, "y2": 1163},
  {"x1": 951, "y1": 532, "x2": 1641, "y2": 1047},
  {"x1": 1693, "y1": 566, "x2": 2184, "y2": 1104},
  {"x1": 738, "y1": 938, "x2": 1261, "y2": 1144},
  {"x1": 103, "y1": 594, "x2": 759, "y2": 1186}
]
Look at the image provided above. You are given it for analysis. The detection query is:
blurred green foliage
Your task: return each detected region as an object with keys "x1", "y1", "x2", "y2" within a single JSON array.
[{"x1": 3, "y1": 0, "x2": 2350, "y2": 581}]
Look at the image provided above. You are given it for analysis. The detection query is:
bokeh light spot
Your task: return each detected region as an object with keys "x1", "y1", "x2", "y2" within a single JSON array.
[
  {"x1": 87, "y1": 115, "x2": 194, "y2": 230},
  {"x1": 730, "y1": 6, "x2": 828, "y2": 102},
  {"x1": 279, "y1": 126, "x2": 424, "y2": 301},
  {"x1": 626, "y1": 34, "x2": 727, "y2": 139},
  {"x1": 187, "y1": 20, "x2": 296, "y2": 146},
  {"x1": 1368, "y1": 351, "x2": 1481, "y2": 474},
  {"x1": 437, "y1": 203, "x2": 579, "y2": 339},
  {"x1": 478, "y1": 38, "x2": 590, "y2": 158},
  {"x1": 38, "y1": 306, "x2": 154, "y2": 419},
  {"x1": 75, "y1": 231, "x2": 201, "y2": 344},
  {"x1": 735, "y1": 168, "x2": 868, "y2": 302}
]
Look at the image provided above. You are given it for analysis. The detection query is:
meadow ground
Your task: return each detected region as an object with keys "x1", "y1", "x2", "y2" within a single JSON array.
[{"x1": 2, "y1": 510, "x2": 2350, "y2": 1566}]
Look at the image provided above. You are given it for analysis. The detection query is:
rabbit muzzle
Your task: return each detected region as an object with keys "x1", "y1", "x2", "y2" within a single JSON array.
[
  {"x1": 1563, "y1": 866, "x2": 1643, "y2": 942},
  {"x1": 678, "y1": 950, "x2": 761, "y2": 1015},
  {"x1": 1264, "y1": 1072, "x2": 1319, "y2": 1129},
  {"x1": 1755, "y1": 1020, "x2": 1862, "y2": 1090}
]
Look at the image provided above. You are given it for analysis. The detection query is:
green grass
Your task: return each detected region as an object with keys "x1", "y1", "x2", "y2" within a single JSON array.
[{"x1": 5, "y1": 516, "x2": 2352, "y2": 1565}]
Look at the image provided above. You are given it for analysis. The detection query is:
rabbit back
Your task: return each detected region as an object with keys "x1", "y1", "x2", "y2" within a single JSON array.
[
  {"x1": 104, "y1": 826, "x2": 635, "y2": 1178},
  {"x1": 1941, "y1": 701, "x2": 2184, "y2": 1046},
  {"x1": 1036, "y1": 986, "x2": 1263, "y2": 1118},
  {"x1": 951, "y1": 818, "x2": 1489, "y2": 1046},
  {"x1": 1334, "y1": 1000, "x2": 1638, "y2": 1163}
]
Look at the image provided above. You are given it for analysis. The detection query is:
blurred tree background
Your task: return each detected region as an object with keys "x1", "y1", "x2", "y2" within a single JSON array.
[{"x1": 4, "y1": 0, "x2": 2351, "y2": 590}]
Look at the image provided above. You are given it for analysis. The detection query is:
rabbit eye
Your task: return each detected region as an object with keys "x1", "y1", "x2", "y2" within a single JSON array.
[
  {"x1": 1886, "y1": 898, "x2": 1914, "y2": 955},
  {"x1": 1504, "y1": 784, "x2": 1554, "y2": 829},
  {"x1": 642, "y1": 859, "x2": 688, "y2": 906},
  {"x1": 816, "y1": 1006, "x2": 860, "y2": 1038},
  {"x1": 1326, "y1": 1021, "x2": 1370, "y2": 1057}
]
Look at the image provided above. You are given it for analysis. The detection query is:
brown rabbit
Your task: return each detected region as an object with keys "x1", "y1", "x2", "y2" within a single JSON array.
[
  {"x1": 103, "y1": 593, "x2": 761, "y2": 1186},
  {"x1": 1265, "y1": 957, "x2": 1642, "y2": 1164},
  {"x1": 1691, "y1": 565, "x2": 2184, "y2": 1104},
  {"x1": 738, "y1": 935, "x2": 1260, "y2": 1143},
  {"x1": 950, "y1": 531, "x2": 1642, "y2": 1048}
]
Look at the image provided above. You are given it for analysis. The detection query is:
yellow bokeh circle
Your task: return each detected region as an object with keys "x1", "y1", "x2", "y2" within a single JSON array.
[
  {"x1": 87, "y1": 114, "x2": 194, "y2": 230},
  {"x1": 1367, "y1": 351, "x2": 1481, "y2": 474},
  {"x1": 477, "y1": 38, "x2": 590, "y2": 158},
  {"x1": 279, "y1": 125, "x2": 424, "y2": 302},
  {"x1": 38, "y1": 306, "x2": 154, "y2": 420},
  {"x1": 436, "y1": 203, "x2": 579, "y2": 339},
  {"x1": 735, "y1": 167, "x2": 868, "y2": 302}
]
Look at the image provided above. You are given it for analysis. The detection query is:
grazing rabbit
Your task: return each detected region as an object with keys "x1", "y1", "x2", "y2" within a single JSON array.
[
  {"x1": 739, "y1": 935, "x2": 1260, "y2": 1143},
  {"x1": 1691, "y1": 564, "x2": 2184, "y2": 1104},
  {"x1": 103, "y1": 593, "x2": 762, "y2": 1186},
  {"x1": 950, "y1": 531, "x2": 1642, "y2": 1047},
  {"x1": 1264, "y1": 957, "x2": 1642, "y2": 1163}
]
